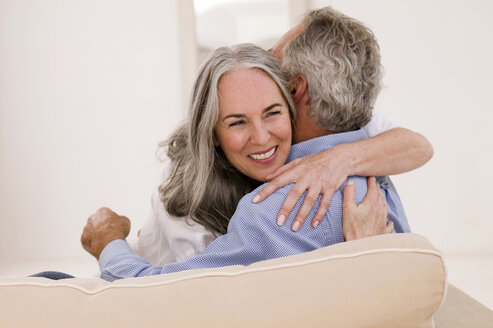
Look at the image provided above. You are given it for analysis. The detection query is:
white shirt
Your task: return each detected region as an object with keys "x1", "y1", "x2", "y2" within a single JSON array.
[
  {"x1": 131, "y1": 112, "x2": 397, "y2": 266},
  {"x1": 128, "y1": 189, "x2": 220, "y2": 265}
]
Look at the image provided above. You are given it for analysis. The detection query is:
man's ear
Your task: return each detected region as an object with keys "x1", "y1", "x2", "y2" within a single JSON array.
[{"x1": 291, "y1": 74, "x2": 309, "y2": 106}]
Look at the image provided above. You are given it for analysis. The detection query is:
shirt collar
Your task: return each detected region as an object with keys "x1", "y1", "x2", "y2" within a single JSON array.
[{"x1": 287, "y1": 129, "x2": 369, "y2": 163}]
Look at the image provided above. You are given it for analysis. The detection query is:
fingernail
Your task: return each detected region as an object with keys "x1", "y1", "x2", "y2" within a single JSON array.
[
  {"x1": 252, "y1": 195, "x2": 260, "y2": 203},
  {"x1": 347, "y1": 180, "x2": 355, "y2": 186},
  {"x1": 277, "y1": 214, "x2": 286, "y2": 226},
  {"x1": 292, "y1": 221, "x2": 300, "y2": 232},
  {"x1": 312, "y1": 220, "x2": 319, "y2": 228}
]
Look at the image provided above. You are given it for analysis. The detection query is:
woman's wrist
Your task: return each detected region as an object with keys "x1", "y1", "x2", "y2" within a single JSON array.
[{"x1": 329, "y1": 142, "x2": 357, "y2": 178}]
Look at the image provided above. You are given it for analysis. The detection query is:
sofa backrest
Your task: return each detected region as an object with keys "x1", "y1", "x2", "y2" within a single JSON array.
[{"x1": 0, "y1": 233, "x2": 447, "y2": 328}]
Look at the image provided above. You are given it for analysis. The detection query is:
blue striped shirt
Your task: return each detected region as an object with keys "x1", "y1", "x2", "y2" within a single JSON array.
[{"x1": 99, "y1": 129, "x2": 410, "y2": 282}]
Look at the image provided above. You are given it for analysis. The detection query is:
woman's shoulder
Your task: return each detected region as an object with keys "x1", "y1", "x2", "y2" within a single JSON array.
[{"x1": 150, "y1": 188, "x2": 216, "y2": 234}]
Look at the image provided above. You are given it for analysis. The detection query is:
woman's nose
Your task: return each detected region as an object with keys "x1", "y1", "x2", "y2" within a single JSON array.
[{"x1": 250, "y1": 123, "x2": 270, "y2": 145}]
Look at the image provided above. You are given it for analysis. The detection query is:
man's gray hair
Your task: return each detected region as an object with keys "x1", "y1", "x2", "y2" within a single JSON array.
[
  {"x1": 159, "y1": 44, "x2": 296, "y2": 235},
  {"x1": 282, "y1": 6, "x2": 382, "y2": 132}
]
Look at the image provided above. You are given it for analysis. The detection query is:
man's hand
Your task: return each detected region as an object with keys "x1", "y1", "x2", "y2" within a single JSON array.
[
  {"x1": 81, "y1": 207, "x2": 131, "y2": 259},
  {"x1": 342, "y1": 177, "x2": 393, "y2": 241},
  {"x1": 253, "y1": 144, "x2": 351, "y2": 231}
]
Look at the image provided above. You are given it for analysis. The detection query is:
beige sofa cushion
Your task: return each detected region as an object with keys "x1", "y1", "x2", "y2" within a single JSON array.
[{"x1": 0, "y1": 233, "x2": 447, "y2": 328}]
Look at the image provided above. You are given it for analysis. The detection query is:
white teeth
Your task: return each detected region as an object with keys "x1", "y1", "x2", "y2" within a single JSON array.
[{"x1": 249, "y1": 147, "x2": 276, "y2": 160}]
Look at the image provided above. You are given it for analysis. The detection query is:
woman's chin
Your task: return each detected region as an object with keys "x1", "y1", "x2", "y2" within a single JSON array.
[{"x1": 247, "y1": 166, "x2": 281, "y2": 183}]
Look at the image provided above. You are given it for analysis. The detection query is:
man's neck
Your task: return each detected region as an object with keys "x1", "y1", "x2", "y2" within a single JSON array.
[{"x1": 293, "y1": 119, "x2": 334, "y2": 144}]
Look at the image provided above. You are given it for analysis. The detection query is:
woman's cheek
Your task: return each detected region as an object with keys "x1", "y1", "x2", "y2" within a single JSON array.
[
  {"x1": 222, "y1": 130, "x2": 248, "y2": 153},
  {"x1": 271, "y1": 118, "x2": 292, "y2": 141}
]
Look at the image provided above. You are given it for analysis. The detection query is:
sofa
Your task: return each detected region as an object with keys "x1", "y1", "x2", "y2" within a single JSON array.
[{"x1": 0, "y1": 233, "x2": 491, "y2": 327}]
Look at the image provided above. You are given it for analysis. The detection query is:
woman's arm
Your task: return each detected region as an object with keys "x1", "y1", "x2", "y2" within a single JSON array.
[
  {"x1": 346, "y1": 127, "x2": 433, "y2": 176},
  {"x1": 254, "y1": 127, "x2": 433, "y2": 231}
]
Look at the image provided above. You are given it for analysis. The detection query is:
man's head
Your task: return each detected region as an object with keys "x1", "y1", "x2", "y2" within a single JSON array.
[{"x1": 271, "y1": 7, "x2": 382, "y2": 139}]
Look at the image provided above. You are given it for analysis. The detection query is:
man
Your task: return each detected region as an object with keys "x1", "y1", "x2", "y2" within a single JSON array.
[
  {"x1": 255, "y1": 9, "x2": 432, "y2": 232},
  {"x1": 82, "y1": 6, "x2": 412, "y2": 282}
]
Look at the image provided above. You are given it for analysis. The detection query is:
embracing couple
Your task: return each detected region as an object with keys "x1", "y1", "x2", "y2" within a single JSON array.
[{"x1": 80, "y1": 6, "x2": 432, "y2": 282}]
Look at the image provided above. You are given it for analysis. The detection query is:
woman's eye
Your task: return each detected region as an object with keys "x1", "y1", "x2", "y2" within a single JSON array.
[
  {"x1": 266, "y1": 110, "x2": 281, "y2": 117},
  {"x1": 229, "y1": 120, "x2": 245, "y2": 127}
]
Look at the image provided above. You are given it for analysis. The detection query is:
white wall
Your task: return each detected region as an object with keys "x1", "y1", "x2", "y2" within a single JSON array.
[
  {"x1": 0, "y1": 0, "x2": 184, "y2": 268},
  {"x1": 309, "y1": 0, "x2": 493, "y2": 254}
]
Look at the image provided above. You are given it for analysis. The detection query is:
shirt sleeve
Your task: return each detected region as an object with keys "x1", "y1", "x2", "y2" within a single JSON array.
[
  {"x1": 98, "y1": 185, "x2": 330, "y2": 282},
  {"x1": 98, "y1": 202, "x2": 266, "y2": 281},
  {"x1": 362, "y1": 111, "x2": 399, "y2": 137}
]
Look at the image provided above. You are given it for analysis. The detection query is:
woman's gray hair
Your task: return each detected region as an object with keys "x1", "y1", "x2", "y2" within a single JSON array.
[
  {"x1": 159, "y1": 43, "x2": 296, "y2": 235},
  {"x1": 282, "y1": 6, "x2": 382, "y2": 132}
]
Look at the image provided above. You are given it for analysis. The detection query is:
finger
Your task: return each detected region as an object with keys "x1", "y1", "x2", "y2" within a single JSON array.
[
  {"x1": 311, "y1": 191, "x2": 334, "y2": 228},
  {"x1": 377, "y1": 189, "x2": 389, "y2": 220},
  {"x1": 264, "y1": 159, "x2": 299, "y2": 181},
  {"x1": 121, "y1": 216, "x2": 131, "y2": 236},
  {"x1": 97, "y1": 207, "x2": 110, "y2": 214},
  {"x1": 276, "y1": 182, "x2": 309, "y2": 226},
  {"x1": 80, "y1": 227, "x2": 91, "y2": 249},
  {"x1": 253, "y1": 172, "x2": 297, "y2": 203},
  {"x1": 291, "y1": 187, "x2": 322, "y2": 231},
  {"x1": 342, "y1": 180, "x2": 356, "y2": 210},
  {"x1": 364, "y1": 177, "x2": 379, "y2": 204},
  {"x1": 385, "y1": 220, "x2": 394, "y2": 234},
  {"x1": 88, "y1": 211, "x2": 97, "y2": 221}
]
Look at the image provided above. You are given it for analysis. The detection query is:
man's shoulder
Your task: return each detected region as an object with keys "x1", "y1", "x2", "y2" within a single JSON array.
[{"x1": 239, "y1": 183, "x2": 295, "y2": 209}]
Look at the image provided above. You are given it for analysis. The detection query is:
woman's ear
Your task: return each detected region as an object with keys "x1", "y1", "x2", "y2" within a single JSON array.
[{"x1": 291, "y1": 74, "x2": 308, "y2": 106}]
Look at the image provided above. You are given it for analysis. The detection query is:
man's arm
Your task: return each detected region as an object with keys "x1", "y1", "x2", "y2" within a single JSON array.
[
  {"x1": 82, "y1": 193, "x2": 298, "y2": 281},
  {"x1": 97, "y1": 200, "x2": 273, "y2": 282},
  {"x1": 254, "y1": 127, "x2": 433, "y2": 230},
  {"x1": 84, "y1": 183, "x2": 345, "y2": 282},
  {"x1": 84, "y1": 176, "x2": 387, "y2": 282}
]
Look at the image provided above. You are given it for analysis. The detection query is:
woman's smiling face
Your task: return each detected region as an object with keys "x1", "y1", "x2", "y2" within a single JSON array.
[{"x1": 214, "y1": 68, "x2": 292, "y2": 182}]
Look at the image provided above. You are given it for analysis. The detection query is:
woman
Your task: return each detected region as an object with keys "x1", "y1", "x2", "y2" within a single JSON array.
[{"x1": 130, "y1": 43, "x2": 298, "y2": 264}]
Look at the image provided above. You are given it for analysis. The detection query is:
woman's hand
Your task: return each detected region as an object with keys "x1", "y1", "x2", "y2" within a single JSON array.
[
  {"x1": 253, "y1": 144, "x2": 352, "y2": 231},
  {"x1": 342, "y1": 177, "x2": 393, "y2": 240},
  {"x1": 253, "y1": 127, "x2": 433, "y2": 231}
]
